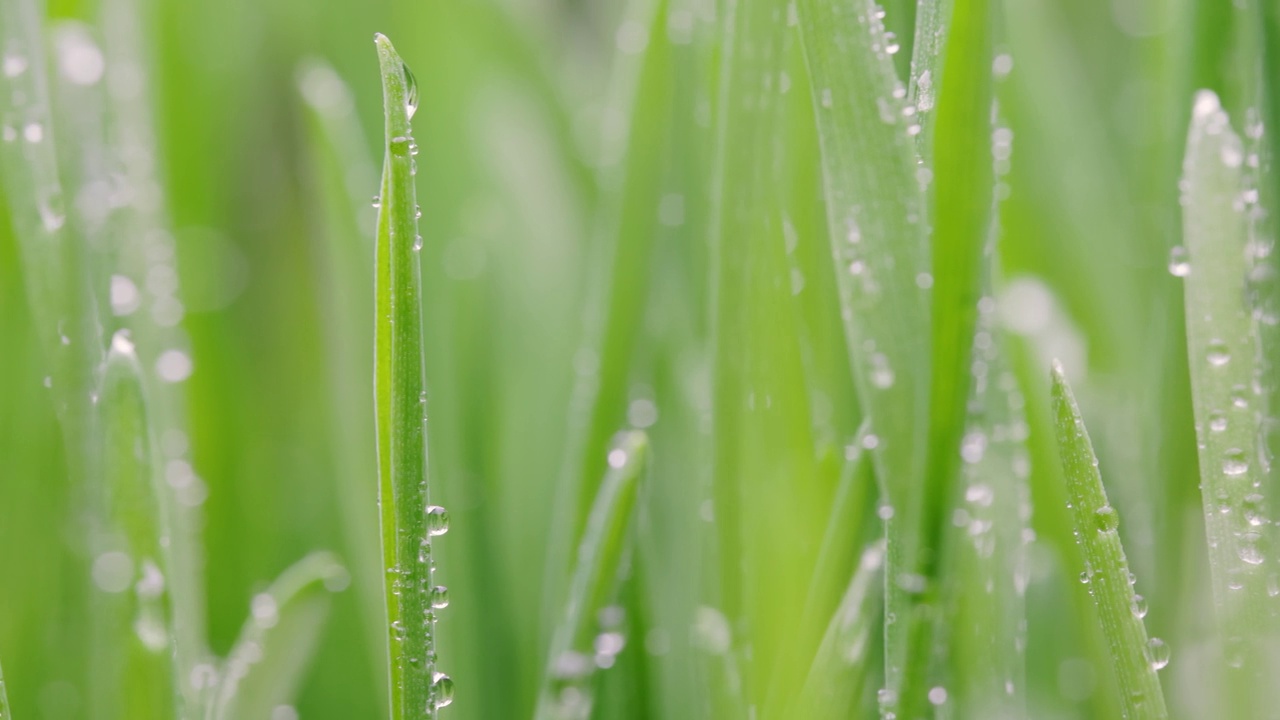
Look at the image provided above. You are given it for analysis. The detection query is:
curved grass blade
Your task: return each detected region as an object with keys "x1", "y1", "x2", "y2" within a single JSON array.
[
  {"x1": 296, "y1": 58, "x2": 387, "y2": 696},
  {"x1": 794, "y1": 0, "x2": 930, "y2": 712},
  {"x1": 92, "y1": 332, "x2": 178, "y2": 719},
  {"x1": 1179, "y1": 90, "x2": 1279, "y2": 712},
  {"x1": 535, "y1": 430, "x2": 647, "y2": 720},
  {"x1": 209, "y1": 552, "x2": 348, "y2": 720},
  {"x1": 373, "y1": 33, "x2": 446, "y2": 719},
  {"x1": 1050, "y1": 362, "x2": 1168, "y2": 719},
  {"x1": 795, "y1": 540, "x2": 886, "y2": 720}
]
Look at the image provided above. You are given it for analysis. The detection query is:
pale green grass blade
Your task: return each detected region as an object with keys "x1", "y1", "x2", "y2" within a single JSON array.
[
  {"x1": 296, "y1": 58, "x2": 387, "y2": 698},
  {"x1": 950, "y1": 322, "x2": 1030, "y2": 716},
  {"x1": 1179, "y1": 89, "x2": 1279, "y2": 713},
  {"x1": 373, "y1": 33, "x2": 447, "y2": 720},
  {"x1": 804, "y1": 419, "x2": 874, "y2": 623},
  {"x1": 0, "y1": 653, "x2": 9, "y2": 719},
  {"x1": 92, "y1": 332, "x2": 178, "y2": 719},
  {"x1": 210, "y1": 552, "x2": 348, "y2": 720},
  {"x1": 1050, "y1": 362, "x2": 1168, "y2": 719},
  {"x1": 794, "y1": 0, "x2": 930, "y2": 711},
  {"x1": 544, "y1": 0, "x2": 671, "y2": 643},
  {"x1": 535, "y1": 430, "x2": 647, "y2": 720},
  {"x1": 795, "y1": 540, "x2": 886, "y2": 720},
  {"x1": 908, "y1": 0, "x2": 953, "y2": 152}
]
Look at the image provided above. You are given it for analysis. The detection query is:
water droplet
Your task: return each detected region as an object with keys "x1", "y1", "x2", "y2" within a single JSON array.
[
  {"x1": 1168, "y1": 246, "x2": 1190, "y2": 277},
  {"x1": 391, "y1": 620, "x2": 406, "y2": 640},
  {"x1": 1238, "y1": 532, "x2": 1265, "y2": 565},
  {"x1": 413, "y1": 235, "x2": 423, "y2": 251},
  {"x1": 431, "y1": 671, "x2": 454, "y2": 708},
  {"x1": 607, "y1": 448, "x2": 628, "y2": 468},
  {"x1": 3, "y1": 53, "x2": 28, "y2": 77},
  {"x1": 927, "y1": 686, "x2": 947, "y2": 705},
  {"x1": 1244, "y1": 494, "x2": 1267, "y2": 526},
  {"x1": 426, "y1": 505, "x2": 450, "y2": 536},
  {"x1": 403, "y1": 63, "x2": 419, "y2": 120},
  {"x1": 1079, "y1": 571, "x2": 1091, "y2": 584},
  {"x1": 1223, "y1": 449, "x2": 1249, "y2": 476},
  {"x1": 1209, "y1": 412, "x2": 1228, "y2": 433},
  {"x1": 372, "y1": 195, "x2": 381, "y2": 208},
  {"x1": 390, "y1": 135, "x2": 411, "y2": 156},
  {"x1": 1094, "y1": 505, "x2": 1119, "y2": 532},
  {"x1": 965, "y1": 483, "x2": 993, "y2": 507},
  {"x1": 1146, "y1": 638, "x2": 1169, "y2": 670},
  {"x1": 992, "y1": 53, "x2": 1014, "y2": 78},
  {"x1": 1131, "y1": 594, "x2": 1148, "y2": 618},
  {"x1": 110, "y1": 274, "x2": 141, "y2": 316},
  {"x1": 23, "y1": 122, "x2": 43, "y2": 143},
  {"x1": 430, "y1": 585, "x2": 449, "y2": 609},
  {"x1": 92, "y1": 551, "x2": 134, "y2": 593},
  {"x1": 252, "y1": 593, "x2": 280, "y2": 628},
  {"x1": 156, "y1": 349, "x2": 193, "y2": 383},
  {"x1": 1206, "y1": 340, "x2": 1231, "y2": 367}
]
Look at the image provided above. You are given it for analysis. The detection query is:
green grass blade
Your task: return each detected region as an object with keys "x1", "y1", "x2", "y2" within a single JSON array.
[
  {"x1": 794, "y1": 0, "x2": 931, "y2": 711},
  {"x1": 795, "y1": 540, "x2": 886, "y2": 720},
  {"x1": 0, "y1": 652, "x2": 10, "y2": 719},
  {"x1": 373, "y1": 33, "x2": 446, "y2": 720},
  {"x1": 296, "y1": 58, "x2": 387, "y2": 698},
  {"x1": 1179, "y1": 89, "x2": 1279, "y2": 710},
  {"x1": 93, "y1": 332, "x2": 178, "y2": 719},
  {"x1": 908, "y1": 0, "x2": 954, "y2": 152},
  {"x1": 1050, "y1": 362, "x2": 1168, "y2": 720},
  {"x1": 210, "y1": 552, "x2": 348, "y2": 720},
  {"x1": 535, "y1": 430, "x2": 647, "y2": 720}
]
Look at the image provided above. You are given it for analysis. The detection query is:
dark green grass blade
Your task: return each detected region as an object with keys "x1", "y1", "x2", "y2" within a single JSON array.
[
  {"x1": 535, "y1": 431, "x2": 647, "y2": 720},
  {"x1": 92, "y1": 333, "x2": 178, "y2": 719},
  {"x1": 210, "y1": 552, "x2": 348, "y2": 719},
  {"x1": 1050, "y1": 363, "x2": 1168, "y2": 719},
  {"x1": 373, "y1": 33, "x2": 445, "y2": 719},
  {"x1": 1179, "y1": 89, "x2": 1279, "y2": 713}
]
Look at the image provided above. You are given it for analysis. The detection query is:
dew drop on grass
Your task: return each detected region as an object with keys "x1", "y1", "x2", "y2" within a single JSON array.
[
  {"x1": 1238, "y1": 533, "x2": 1264, "y2": 565},
  {"x1": 156, "y1": 349, "x2": 193, "y2": 383},
  {"x1": 372, "y1": 195, "x2": 381, "y2": 208},
  {"x1": 1131, "y1": 594, "x2": 1148, "y2": 618},
  {"x1": 1209, "y1": 412, "x2": 1228, "y2": 433},
  {"x1": 1206, "y1": 340, "x2": 1231, "y2": 367},
  {"x1": 252, "y1": 593, "x2": 280, "y2": 628},
  {"x1": 1244, "y1": 494, "x2": 1267, "y2": 526},
  {"x1": 2, "y1": 52, "x2": 28, "y2": 77},
  {"x1": 1222, "y1": 449, "x2": 1249, "y2": 476},
  {"x1": 1168, "y1": 246, "x2": 1190, "y2": 276},
  {"x1": 92, "y1": 551, "x2": 134, "y2": 593},
  {"x1": 403, "y1": 63, "x2": 419, "y2": 120},
  {"x1": 390, "y1": 135, "x2": 411, "y2": 156},
  {"x1": 1079, "y1": 571, "x2": 1091, "y2": 584},
  {"x1": 431, "y1": 671, "x2": 454, "y2": 708},
  {"x1": 426, "y1": 505, "x2": 450, "y2": 536},
  {"x1": 1094, "y1": 505, "x2": 1119, "y2": 532},
  {"x1": 607, "y1": 448, "x2": 628, "y2": 468},
  {"x1": 23, "y1": 122, "x2": 43, "y2": 143},
  {"x1": 1146, "y1": 638, "x2": 1169, "y2": 670},
  {"x1": 430, "y1": 585, "x2": 449, "y2": 609},
  {"x1": 927, "y1": 686, "x2": 947, "y2": 705}
]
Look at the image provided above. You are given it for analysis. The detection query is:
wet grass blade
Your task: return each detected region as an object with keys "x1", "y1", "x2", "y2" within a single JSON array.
[
  {"x1": 535, "y1": 430, "x2": 647, "y2": 720},
  {"x1": 1050, "y1": 362, "x2": 1168, "y2": 719},
  {"x1": 373, "y1": 33, "x2": 445, "y2": 720},
  {"x1": 794, "y1": 0, "x2": 931, "y2": 712},
  {"x1": 1179, "y1": 89, "x2": 1279, "y2": 712},
  {"x1": 209, "y1": 552, "x2": 348, "y2": 719},
  {"x1": 0, "y1": 653, "x2": 9, "y2": 719},
  {"x1": 92, "y1": 332, "x2": 178, "y2": 719},
  {"x1": 795, "y1": 540, "x2": 886, "y2": 720}
]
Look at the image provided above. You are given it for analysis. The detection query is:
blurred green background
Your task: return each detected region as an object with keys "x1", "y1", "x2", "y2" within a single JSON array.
[{"x1": 0, "y1": 0, "x2": 1266, "y2": 717}]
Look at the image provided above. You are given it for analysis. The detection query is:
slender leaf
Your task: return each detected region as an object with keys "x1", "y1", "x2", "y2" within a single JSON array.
[
  {"x1": 1179, "y1": 89, "x2": 1279, "y2": 711},
  {"x1": 210, "y1": 552, "x2": 348, "y2": 719},
  {"x1": 535, "y1": 430, "x2": 647, "y2": 720},
  {"x1": 1050, "y1": 362, "x2": 1168, "y2": 720}
]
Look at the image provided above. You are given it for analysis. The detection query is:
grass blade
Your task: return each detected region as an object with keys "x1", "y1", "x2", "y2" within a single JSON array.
[
  {"x1": 795, "y1": 540, "x2": 886, "y2": 720},
  {"x1": 535, "y1": 430, "x2": 647, "y2": 720},
  {"x1": 1050, "y1": 362, "x2": 1168, "y2": 719},
  {"x1": 210, "y1": 552, "x2": 348, "y2": 719},
  {"x1": 1179, "y1": 89, "x2": 1279, "y2": 711},
  {"x1": 0, "y1": 653, "x2": 9, "y2": 719},
  {"x1": 92, "y1": 332, "x2": 178, "y2": 719},
  {"x1": 373, "y1": 33, "x2": 446, "y2": 719}
]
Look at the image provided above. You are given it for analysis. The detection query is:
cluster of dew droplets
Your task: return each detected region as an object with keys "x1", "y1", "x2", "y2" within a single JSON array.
[{"x1": 424, "y1": 504, "x2": 453, "y2": 708}]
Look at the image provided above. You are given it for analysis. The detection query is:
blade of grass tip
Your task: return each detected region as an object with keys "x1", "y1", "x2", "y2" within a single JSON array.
[
  {"x1": 1179, "y1": 90, "x2": 1279, "y2": 711},
  {"x1": 804, "y1": 418, "x2": 875, "y2": 623},
  {"x1": 535, "y1": 430, "x2": 647, "y2": 720},
  {"x1": 99, "y1": 0, "x2": 210, "y2": 695},
  {"x1": 374, "y1": 33, "x2": 449, "y2": 720},
  {"x1": 543, "y1": 0, "x2": 671, "y2": 648},
  {"x1": 794, "y1": 0, "x2": 930, "y2": 713},
  {"x1": 907, "y1": 0, "x2": 954, "y2": 153},
  {"x1": 209, "y1": 552, "x2": 349, "y2": 720},
  {"x1": 296, "y1": 57, "x2": 387, "y2": 695},
  {"x1": 92, "y1": 331, "x2": 178, "y2": 719},
  {"x1": 794, "y1": 540, "x2": 887, "y2": 720},
  {"x1": 1050, "y1": 362, "x2": 1168, "y2": 719}
]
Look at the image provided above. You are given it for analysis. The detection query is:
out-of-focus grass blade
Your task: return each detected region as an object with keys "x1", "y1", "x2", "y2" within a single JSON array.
[
  {"x1": 1050, "y1": 363, "x2": 1168, "y2": 719},
  {"x1": 535, "y1": 431, "x2": 647, "y2": 720},
  {"x1": 0, "y1": 653, "x2": 10, "y2": 719},
  {"x1": 296, "y1": 57, "x2": 387, "y2": 695},
  {"x1": 92, "y1": 332, "x2": 178, "y2": 719},
  {"x1": 209, "y1": 552, "x2": 348, "y2": 720},
  {"x1": 373, "y1": 33, "x2": 447, "y2": 719},
  {"x1": 1179, "y1": 89, "x2": 1279, "y2": 713},
  {"x1": 950, "y1": 316, "x2": 1030, "y2": 716},
  {"x1": 804, "y1": 419, "x2": 874, "y2": 622},
  {"x1": 794, "y1": 0, "x2": 930, "y2": 712},
  {"x1": 544, "y1": 0, "x2": 671, "y2": 642},
  {"x1": 794, "y1": 540, "x2": 886, "y2": 720}
]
